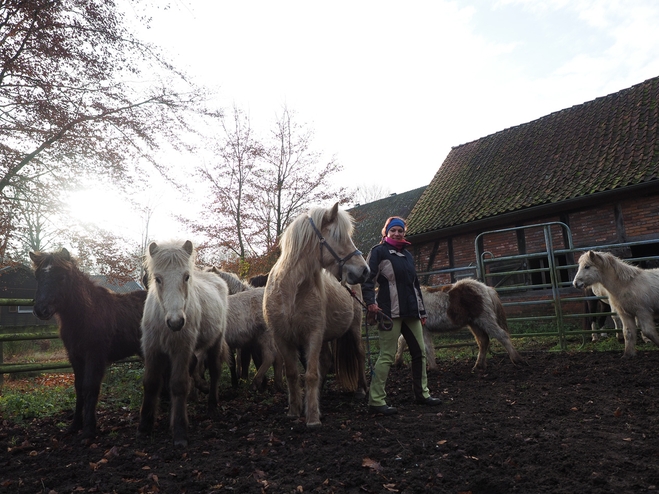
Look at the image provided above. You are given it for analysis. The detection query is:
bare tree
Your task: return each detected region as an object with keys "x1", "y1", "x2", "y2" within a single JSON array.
[
  {"x1": 259, "y1": 106, "x2": 348, "y2": 244},
  {"x1": 186, "y1": 106, "x2": 262, "y2": 268},
  {"x1": 350, "y1": 183, "x2": 393, "y2": 206},
  {"x1": 0, "y1": 0, "x2": 206, "y2": 265}
]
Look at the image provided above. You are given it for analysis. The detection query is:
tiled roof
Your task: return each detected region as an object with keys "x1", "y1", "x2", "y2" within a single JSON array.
[
  {"x1": 349, "y1": 186, "x2": 427, "y2": 254},
  {"x1": 407, "y1": 76, "x2": 659, "y2": 236}
]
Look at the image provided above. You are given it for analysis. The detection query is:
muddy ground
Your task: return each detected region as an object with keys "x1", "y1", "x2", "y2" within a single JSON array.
[{"x1": 2, "y1": 350, "x2": 659, "y2": 494}]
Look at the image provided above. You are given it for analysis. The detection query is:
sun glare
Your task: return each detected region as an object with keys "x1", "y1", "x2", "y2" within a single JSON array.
[{"x1": 67, "y1": 188, "x2": 138, "y2": 234}]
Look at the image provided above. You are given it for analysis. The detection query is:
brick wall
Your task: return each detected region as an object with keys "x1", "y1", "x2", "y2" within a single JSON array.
[
  {"x1": 569, "y1": 205, "x2": 617, "y2": 247},
  {"x1": 620, "y1": 196, "x2": 659, "y2": 239}
]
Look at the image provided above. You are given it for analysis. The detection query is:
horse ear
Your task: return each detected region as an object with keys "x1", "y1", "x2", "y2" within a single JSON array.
[
  {"x1": 149, "y1": 242, "x2": 159, "y2": 256},
  {"x1": 29, "y1": 251, "x2": 38, "y2": 263},
  {"x1": 183, "y1": 240, "x2": 193, "y2": 255},
  {"x1": 587, "y1": 250, "x2": 602, "y2": 265},
  {"x1": 60, "y1": 248, "x2": 71, "y2": 261},
  {"x1": 322, "y1": 202, "x2": 340, "y2": 228}
]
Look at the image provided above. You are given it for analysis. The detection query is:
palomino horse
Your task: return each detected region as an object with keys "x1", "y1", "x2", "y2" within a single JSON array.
[
  {"x1": 573, "y1": 250, "x2": 659, "y2": 357},
  {"x1": 263, "y1": 203, "x2": 370, "y2": 427},
  {"x1": 394, "y1": 279, "x2": 526, "y2": 371},
  {"x1": 30, "y1": 249, "x2": 146, "y2": 440},
  {"x1": 139, "y1": 240, "x2": 229, "y2": 447}
]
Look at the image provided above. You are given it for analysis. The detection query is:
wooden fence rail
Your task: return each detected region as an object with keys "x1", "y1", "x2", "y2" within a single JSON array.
[{"x1": 0, "y1": 298, "x2": 62, "y2": 388}]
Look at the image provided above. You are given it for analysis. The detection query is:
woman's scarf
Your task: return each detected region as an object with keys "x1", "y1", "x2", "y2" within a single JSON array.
[{"x1": 384, "y1": 236, "x2": 411, "y2": 250}]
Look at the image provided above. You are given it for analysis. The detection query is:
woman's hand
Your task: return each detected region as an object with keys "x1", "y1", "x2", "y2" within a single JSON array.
[
  {"x1": 421, "y1": 317, "x2": 427, "y2": 326},
  {"x1": 367, "y1": 304, "x2": 379, "y2": 313}
]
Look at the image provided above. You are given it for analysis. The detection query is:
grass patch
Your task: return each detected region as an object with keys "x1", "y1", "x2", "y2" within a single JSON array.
[{"x1": 0, "y1": 380, "x2": 76, "y2": 423}]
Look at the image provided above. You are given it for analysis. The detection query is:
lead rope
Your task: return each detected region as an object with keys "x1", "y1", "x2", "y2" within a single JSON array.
[{"x1": 344, "y1": 286, "x2": 393, "y2": 377}]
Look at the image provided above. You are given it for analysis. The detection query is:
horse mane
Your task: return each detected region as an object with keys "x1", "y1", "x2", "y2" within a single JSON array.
[
  {"x1": 273, "y1": 205, "x2": 355, "y2": 273},
  {"x1": 205, "y1": 267, "x2": 250, "y2": 294},
  {"x1": 145, "y1": 241, "x2": 196, "y2": 276},
  {"x1": 591, "y1": 251, "x2": 641, "y2": 283}
]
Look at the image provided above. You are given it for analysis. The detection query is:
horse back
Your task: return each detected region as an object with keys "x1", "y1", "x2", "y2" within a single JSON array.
[{"x1": 60, "y1": 284, "x2": 146, "y2": 364}]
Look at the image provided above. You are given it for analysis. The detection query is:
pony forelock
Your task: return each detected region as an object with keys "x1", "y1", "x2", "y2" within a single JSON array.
[
  {"x1": 32, "y1": 249, "x2": 78, "y2": 272},
  {"x1": 145, "y1": 241, "x2": 196, "y2": 276}
]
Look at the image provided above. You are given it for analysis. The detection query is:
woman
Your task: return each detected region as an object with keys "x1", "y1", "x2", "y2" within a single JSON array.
[{"x1": 362, "y1": 216, "x2": 441, "y2": 415}]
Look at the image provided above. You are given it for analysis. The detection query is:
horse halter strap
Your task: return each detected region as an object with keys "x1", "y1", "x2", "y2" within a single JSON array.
[{"x1": 307, "y1": 215, "x2": 362, "y2": 282}]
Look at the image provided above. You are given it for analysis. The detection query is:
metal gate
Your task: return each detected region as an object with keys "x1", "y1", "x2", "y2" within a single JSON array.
[{"x1": 418, "y1": 222, "x2": 659, "y2": 350}]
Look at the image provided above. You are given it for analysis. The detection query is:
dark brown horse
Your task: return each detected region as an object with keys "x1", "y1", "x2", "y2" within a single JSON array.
[{"x1": 30, "y1": 248, "x2": 146, "y2": 440}]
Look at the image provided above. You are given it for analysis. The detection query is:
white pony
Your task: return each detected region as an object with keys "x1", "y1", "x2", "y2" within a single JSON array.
[
  {"x1": 264, "y1": 203, "x2": 369, "y2": 427},
  {"x1": 138, "y1": 240, "x2": 229, "y2": 447},
  {"x1": 394, "y1": 279, "x2": 526, "y2": 371},
  {"x1": 573, "y1": 250, "x2": 659, "y2": 357},
  {"x1": 205, "y1": 267, "x2": 283, "y2": 391}
]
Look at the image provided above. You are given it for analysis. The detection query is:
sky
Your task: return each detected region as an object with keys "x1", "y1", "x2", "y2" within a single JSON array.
[{"x1": 71, "y1": 0, "x2": 659, "y2": 242}]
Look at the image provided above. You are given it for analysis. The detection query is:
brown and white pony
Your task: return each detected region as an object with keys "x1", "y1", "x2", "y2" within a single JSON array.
[
  {"x1": 573, "y1": 250, "x2": 659, "y2": 357},
  {"x1": 395, "y1": 279, "x2": 526, "y2": 371},
  {"x1": 30, "y1": 249, "x2": 146, "y2": 440},
  {"x1": 263, "y1": 203, "x2": 369, "y2": 427}
]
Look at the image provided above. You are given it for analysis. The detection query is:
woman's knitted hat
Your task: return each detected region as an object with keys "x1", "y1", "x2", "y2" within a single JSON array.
[{"x1": 382, "y1": 217, "x2": 406, "y2": 236}]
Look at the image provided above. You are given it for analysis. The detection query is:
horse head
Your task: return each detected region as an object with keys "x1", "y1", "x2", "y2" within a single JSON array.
[
  {"x1": 146, "y1": 240, "x2": 195, "y2": 332},
  {"x1": 573, "y1": 250, "x2": 603, "y2": 290},
  {"x1": 29, "y1": 248, "x2": 75, "y2": 320},
  {"x1": 312, "y1": 203, "x2": 370, "y2": 285}
]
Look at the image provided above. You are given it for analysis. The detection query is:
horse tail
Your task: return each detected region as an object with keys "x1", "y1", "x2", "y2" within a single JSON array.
[
  {"x1": 332, "y1": 332, "x2": 361, "y2": 392},
  {"x1": 493, "y1": 290, "x2": 510, "y2": 333}
]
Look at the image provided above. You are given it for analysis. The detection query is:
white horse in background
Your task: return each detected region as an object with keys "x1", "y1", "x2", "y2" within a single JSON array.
[
  {"x1": 573, "y1": 250, "x2": 659, "y2": 357},
  {"x1": 139, "y1": 240, "x2": 229, "y2": 447}
]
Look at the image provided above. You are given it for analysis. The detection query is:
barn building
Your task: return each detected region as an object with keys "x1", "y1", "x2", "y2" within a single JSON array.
[{"x1": 404, "y1": 75, "x2": 659, "y2": 298}]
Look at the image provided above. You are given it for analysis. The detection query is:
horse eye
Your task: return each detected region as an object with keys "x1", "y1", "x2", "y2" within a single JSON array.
[
  {"x1": 155, "y1": 277, "x2": 162, "y2": 285},
  {"x1": 184, "y1": 274, "x2": 190, "y2": 282}
]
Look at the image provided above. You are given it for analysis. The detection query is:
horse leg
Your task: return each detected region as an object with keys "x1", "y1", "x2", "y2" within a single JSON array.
[
  {"x1": 348, "y1": 322, "x2": 368, "y2": 398},
  {"x1": 475, "y1": 317, "x2": 526, "y2": 368},
  {"x1": 469, "y1": 324, "x2": 491, "y2": 371},
  {"x1": 169, "y1": 354, "x2": 191, "y2": 448},
  {"x1": 80, "y1": 358, "x2": 106, "y2": 440},
  {"x1": 279, "y1": 342, "x2": 303, "y2": 418},
  {"x1": 637, "y1": 311, "x2": 659, "y2": 347},
  {"x1": 228, "y1": 349, "x2": 239, "y2": 389},
  {"x1": 619, "y1": 312, "x2": 638, "y2": 358},
  {"x1": 205, "y1": 343, "x2": 221, "y2": 413},
  {"x1": 251, "y1": 333, "x2": 276, "y2": 391},
  {"x1": 138, "y1": 351, "x2": 167, "y2": 437},
  {"x1": 303, "y1": 335, "x2": 324, "y2": 427},
  {"x1": 68, "y1": 358, "x2": 85, "y2": 434},
  {"x1": 394, "y1": 335, "x2": 407, "y2": 368},
  {"x1": 423, "y1": 328, "x2": 438, "y2": 371},
  {"x1": 273, "y1": 351, "x2": 285, "y2": 392},
  {"x1": 238, "y1": 346, "x2": 251, "y2": 380}
]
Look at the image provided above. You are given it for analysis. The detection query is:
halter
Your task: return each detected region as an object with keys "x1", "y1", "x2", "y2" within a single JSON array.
[{"x1": 307, "y1": 215, "x2": 362, "y2": 283}]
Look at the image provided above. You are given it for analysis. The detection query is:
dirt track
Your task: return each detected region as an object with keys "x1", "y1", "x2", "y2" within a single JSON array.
[{"x1": 2, "y1": 350, "x2": 659, "y2": 493}]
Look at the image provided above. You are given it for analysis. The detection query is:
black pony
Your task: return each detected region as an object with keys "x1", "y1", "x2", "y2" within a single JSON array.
[{"x1": 30, "y1": 249, "x2": 146, "y2": 440}]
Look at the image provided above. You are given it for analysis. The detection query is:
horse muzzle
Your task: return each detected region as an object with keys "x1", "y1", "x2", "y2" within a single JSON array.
[
  {"x1": 345, "y1": 264, "x2": 370, "y2": 285},
  {"x1": 166, "y1": 314, "x2": 186, "y2": 332},
  {"x1": 33, "y1": 303, "x2": 55, "y2": 321},
  {"x1": 573, "y1": 279, "x2": 586, "y2": 290}
]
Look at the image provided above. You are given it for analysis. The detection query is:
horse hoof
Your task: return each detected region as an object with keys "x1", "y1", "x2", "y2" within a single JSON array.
[{"x1": 306, "y1": 420, "x2": 322, "y2": 428}]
